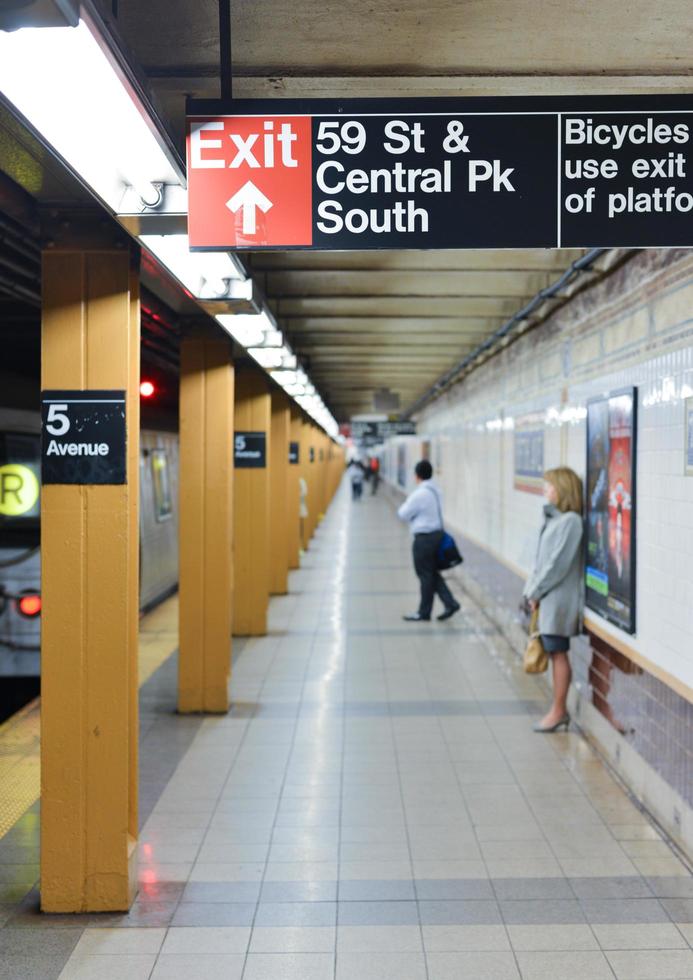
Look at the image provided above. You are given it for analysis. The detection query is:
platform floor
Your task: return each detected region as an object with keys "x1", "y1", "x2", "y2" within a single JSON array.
[{"x1": 3, "y1": 482, "x2": 693, "y2": 980}]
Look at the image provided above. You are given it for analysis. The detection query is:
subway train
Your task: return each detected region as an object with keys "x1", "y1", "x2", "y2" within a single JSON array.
[{"x1": 0, "y1": 406, "x2": 179, "y2": 680}]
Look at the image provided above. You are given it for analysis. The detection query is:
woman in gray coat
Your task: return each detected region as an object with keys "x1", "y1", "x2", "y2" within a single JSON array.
[{"x1": 523, "y1": 467, "x2": 584, "y2": 733}]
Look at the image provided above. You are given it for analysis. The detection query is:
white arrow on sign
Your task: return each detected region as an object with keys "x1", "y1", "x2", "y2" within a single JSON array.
[{"x1": 226, "y1": 181, "x2": 273, "y2": 235}]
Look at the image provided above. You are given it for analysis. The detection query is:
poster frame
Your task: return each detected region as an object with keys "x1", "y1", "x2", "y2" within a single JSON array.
[{"x1": 584, "y1": 385, "x2": 638, "y2": 635}]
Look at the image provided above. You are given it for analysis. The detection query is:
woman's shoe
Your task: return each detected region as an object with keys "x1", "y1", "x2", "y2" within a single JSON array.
[{"x1": 532, "y1": 713, "x2": 570, "y2": 733}]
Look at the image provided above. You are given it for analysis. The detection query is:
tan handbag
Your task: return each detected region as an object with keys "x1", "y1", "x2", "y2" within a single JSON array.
[{"x1": 524, "y1": 608, "x2": 548, "y2": 674}]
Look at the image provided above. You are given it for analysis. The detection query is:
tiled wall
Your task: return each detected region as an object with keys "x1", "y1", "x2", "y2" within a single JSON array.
[{"x1": 383, "y1": 247, "x2": 693, "y2": 822}]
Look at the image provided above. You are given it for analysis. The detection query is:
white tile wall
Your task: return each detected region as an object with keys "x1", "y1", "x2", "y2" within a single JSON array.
[{"x1": 388, "y1": 250, "x2": 693, "y2": 692}]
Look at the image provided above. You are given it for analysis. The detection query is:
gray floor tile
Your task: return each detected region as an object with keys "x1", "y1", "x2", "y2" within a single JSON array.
[
  {"x1": 592, "y1": 922, "x2": 688, "y2": 950},
  {"x1": 0, "y1": 958, "x2": 71, "y2": 980},
  {"x1": 249, "y1": 926, "x2": 336, "y2": 953},
  {"x1": 150, "y1": 954, "x2": 245, "y2": 980},
  {"x1": 606, "y1": 948, "x2": 693, "y2": 979},
  {"x1": 507, "y1": 924, "x2": 598, "y2": 951},
  {"x1": 54, "y1": 954, "x2": 158, "y2": 979},
  {"x1": 427, "y1": 950, "x2": 521, "y2": 979},
  {"x1": 170, "y1": 903, "x2": 255, "y2": 926},
  {"x1": 415, "y1": 879, "x2": 494, "y2": 901},
  {"x1": 260, "y1": 881, "x2": 338, "y2": 903},
  {"x1": 0, "y1": 928, "x2": 82, "y2": 957},
  {"x1": 256, "y1": 903, "x2": 337, "y2": 926},
  {"x1": 337, "y1": 924, "x2": 423, "y2": 953},
  {"x1": 661, "y1": 898, "x2": 693, "y2": 923},
  {"x1": 160, "y1": 926, "x2": 250, "y2": 955},
  {"x1": 243, "y1": 952, "x2": 335, "y2": 980},
  {"x1": 500, "y1": 899, "x2": 587, "y2": 925},
  {"x1": 493, "y1": 878, "x2": 574, "y2": 901},
  {"x1": 569, "y1": 877, "x2": 654, "y2": 899},
  {"x1": 515, "y1": 949, "x2": 615, "y2": 979},
  {"x1": 336, "y1": 951, "x2": 427, "y2": 980},
  {"x1": 419, "y1": 900, "x2": 502, "y2": 926},
  {"x1": 338, "y1": 901, "x2": 420, "y2": 926},
  {"x1": 339, "y1": 880, "x2": 416, "y2": 901},
  {"x1": 646, "y1": 877, "x2": 693, "y2": 899},
  {"x1": 422, "y1": 924, "x2": 511, "y2": 951},
  {"x1": 181, "y1": 881, "x2": 261, "y2": 903},
  {"x1": 581, "y1": 898, "x2": 670, "y2": 924}
]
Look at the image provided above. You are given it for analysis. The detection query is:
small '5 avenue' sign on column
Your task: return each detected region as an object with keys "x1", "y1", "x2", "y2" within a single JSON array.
[{"x1": 41, "y1": 390, "x2": 127, "y2": 485}]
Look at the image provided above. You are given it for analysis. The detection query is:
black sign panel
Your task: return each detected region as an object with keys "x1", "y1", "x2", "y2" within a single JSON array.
[
  {"x1": 352, "y1": 420, "x2": 417, "y2": 443},
  {"x1": 188, "y1": 95, "x2": 693, "y2": 249},
  {"x1": 234, "y1": 431, "x2": 266, "y2": 468},
  {"x1": 289, "y1": 441, "x2": 300, "y2": 464},
  {"x1": 309, "y1": 447, "x2": 315, "y2": 463},
  {"x1": 41, "y1": 390, "x2": 126, "y2": 485}
]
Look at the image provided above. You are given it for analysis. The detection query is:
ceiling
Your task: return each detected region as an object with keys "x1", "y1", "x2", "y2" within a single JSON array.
[
  {"x1": 95, "y1": 1, "x2": 693, "y2": 417},
  {"x1": 245, "y1": 248, "x2": 585, "y2": 415}
]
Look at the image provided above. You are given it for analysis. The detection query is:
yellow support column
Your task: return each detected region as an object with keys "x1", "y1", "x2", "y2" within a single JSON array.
[
  {"x1": 234, "y1": 368, "x2": 271, "y2": 635},
  {"x1": 41, "y1": 239, "x2": 139, "y2": 913},
  {"x1": 269, "y1": 389, "x2": 290, "y2": 595},
  {"x1": 287, "y1": 406, "x2": 302, "y2": 569},
  {"x1": 319, "y1": 433, "x2": 329, "y2": 519},
  {"x1": 309, "y1": 425, "x2": 320, "y2": 539},
  {"x1": 178, "y1": 330, "x2": 234, "y2": 713}
]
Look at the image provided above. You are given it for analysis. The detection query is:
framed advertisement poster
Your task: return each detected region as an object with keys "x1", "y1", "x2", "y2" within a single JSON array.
[
  {"x1": 514, "y1": 416, "x2": 545, "y2": 494},
  {"x1": 585, "y1": 387, "x2": 637, "y2": 634}
]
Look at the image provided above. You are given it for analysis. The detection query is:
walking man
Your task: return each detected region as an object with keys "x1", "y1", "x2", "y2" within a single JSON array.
[{"x1": 398, "y1": 460, "x2": 461, "y2": 622}]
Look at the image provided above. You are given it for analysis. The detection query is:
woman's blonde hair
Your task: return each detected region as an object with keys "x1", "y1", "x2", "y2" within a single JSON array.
[{"x1": 544, "y1": 466, "x2": 583, "y2": 515}]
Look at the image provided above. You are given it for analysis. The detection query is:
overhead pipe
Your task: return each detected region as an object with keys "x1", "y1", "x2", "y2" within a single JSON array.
[{"x1": 403, "y1": 248, "x2": 609, "y2": 419}]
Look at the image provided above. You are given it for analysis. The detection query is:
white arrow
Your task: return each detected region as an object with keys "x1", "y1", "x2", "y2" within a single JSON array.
[{"x1": 226, "y1": 181, "x2": 273, "y2": 235}]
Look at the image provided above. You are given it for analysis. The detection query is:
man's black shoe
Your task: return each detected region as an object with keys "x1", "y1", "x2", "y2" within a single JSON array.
[
  {"x1": 403, "y1": 613, "x2": 431, "y2": 622},
  {"x1": 437, "y1": 602, "x2": 461, "y2": 622}
]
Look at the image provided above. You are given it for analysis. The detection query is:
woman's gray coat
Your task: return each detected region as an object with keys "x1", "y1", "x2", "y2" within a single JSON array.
[{"x1": 523, "y1": 504, "x2": 584, "y2": 637}]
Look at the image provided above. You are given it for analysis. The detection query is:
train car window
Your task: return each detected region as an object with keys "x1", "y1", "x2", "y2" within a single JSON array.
[
  {"x1": 0, "y1": 433, "x2": 41, "y2": 544},
  {"x1": 151, "y1": 448, "x2": 173, "y2": 522}
]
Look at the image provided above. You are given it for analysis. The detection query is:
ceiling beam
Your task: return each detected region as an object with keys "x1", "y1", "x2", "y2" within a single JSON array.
[
  {"x1": 264, "y1": 270, "x2": 553, "y2": 297},
  {"x1": 274, "y1": 296, "x2": 527, "y2": 316},
  {"x1": 248, "y1": 249, "x2": 584, "y2": 273}
]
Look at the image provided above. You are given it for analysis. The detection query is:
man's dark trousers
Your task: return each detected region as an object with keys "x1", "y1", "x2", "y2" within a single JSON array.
[{"x1": 413, "y1": 531, "x2": 455, "y2": 618}]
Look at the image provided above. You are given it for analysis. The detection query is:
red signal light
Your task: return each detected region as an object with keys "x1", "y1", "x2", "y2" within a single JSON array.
[
  {"x1": 140, "y1": 380, "x2": 155, "y2": 398},
  {"x1": 18, "y1": 593, "x2": 41, "y2": 618}
]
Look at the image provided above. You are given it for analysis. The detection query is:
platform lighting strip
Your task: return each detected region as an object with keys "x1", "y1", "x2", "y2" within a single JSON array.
[
  {"x1": 140, "y1": 234, "x2": 246, "y2": 299},
  {"x1": 0, "y1": 14, "x2": 181, "y2": 212},
  {"x1": 0, "y1": 13, "x2": 338, "y2": 441},
  {"x1": 215, "y1": 313, "x2": 339, "y2": 438}
]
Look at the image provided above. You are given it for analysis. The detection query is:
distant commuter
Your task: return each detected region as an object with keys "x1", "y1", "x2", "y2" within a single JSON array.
[
  {"x1": 523, "y1": 466, "x2": 584, "y2": 733},
  {"x1": 349, "y1": 459, "x2": 364, "y2": 500},
  {"x1": 369, "y1": 456, "x2": 381, "y2": 495},
  {"x1": 398, "y1": 459, "x2": 460, "y2": 622}
]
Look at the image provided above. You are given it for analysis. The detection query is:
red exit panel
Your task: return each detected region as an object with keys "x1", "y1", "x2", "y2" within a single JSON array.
[{"x1": 187, "y1": 115, "x2": 313, "y2": 248}]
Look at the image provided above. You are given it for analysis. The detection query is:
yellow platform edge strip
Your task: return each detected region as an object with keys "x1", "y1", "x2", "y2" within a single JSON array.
[{"x1": 0, "y1": 594, "x2": 178, "y2": 839}]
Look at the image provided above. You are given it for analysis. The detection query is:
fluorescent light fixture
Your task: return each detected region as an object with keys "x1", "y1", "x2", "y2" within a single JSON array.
[
  {"x1": 270, "y1": 371, "x2": 298, "y2": 387},
  {"x1": 248, "y1": 347, "x2": 283, "y2": 369},
  {"x1": 141, "y1": 234, "x2": 245, "y2": 298},
  {"x1": 262, "y1": 329, "x2": 284, "y2": 348},
  {"x1": 0, "y1": 14, "x2": 181, "y2": 212},
  {"x1": 216, "y1": 313, "x2": 264, "y2": 347},
  {"x1": 216, "y1": 310, "x2": 278, "y2": 347}
]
